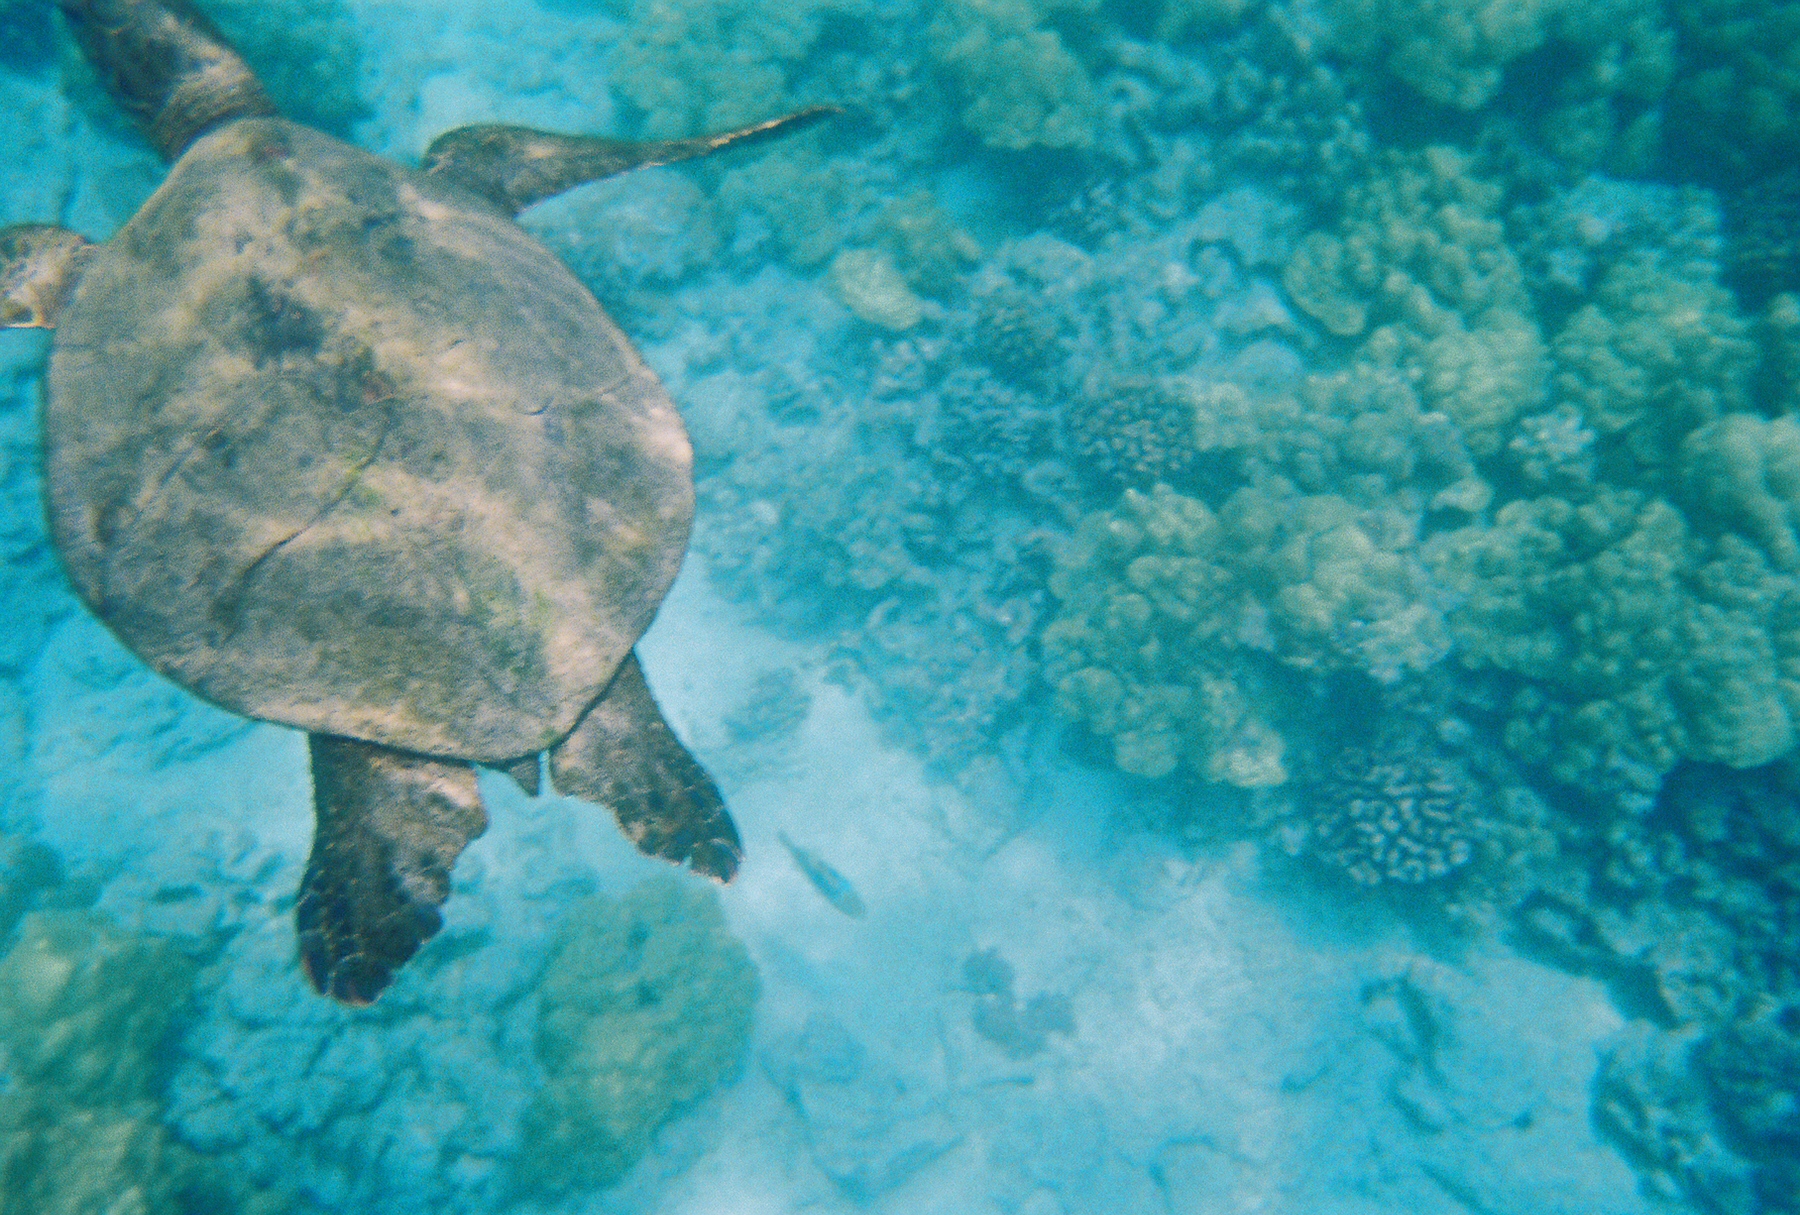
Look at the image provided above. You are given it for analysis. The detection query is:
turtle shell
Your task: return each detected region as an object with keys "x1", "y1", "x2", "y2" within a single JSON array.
[{"x1": 45, "y1": 118, "x2": 694, "y2": 762}]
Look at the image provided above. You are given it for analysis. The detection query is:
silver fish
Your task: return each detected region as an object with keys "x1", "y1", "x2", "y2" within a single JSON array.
[{"x1": 778, "y1": 831, "x2": 866, "y2": 918}]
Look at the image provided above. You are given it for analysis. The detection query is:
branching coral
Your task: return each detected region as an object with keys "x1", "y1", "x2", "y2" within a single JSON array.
[
  {"x1": 925, "y1": 0, "x2": 1101, "y2": 151},
  {"x1": 1551, "y1": 250, "x2": 1757, "y2": 471},
  {"x1": 1281, "y1": 148, "x2": 1547, "y2": 455},
  {"x1": 1429, "y1": 488, "x2": 1800, "y2": 799},
  {"x1": 1063, "y1": 375, "x2": 1209, "y2": 488},
  {"x1": 610, "y1": 0, "x2": 843, "y2": 138},
  {"x1": 1041, "y1": 485, "x2": 1284, "y2": 783},
  {"x1": 932, "y1": 365, "x2": 1057, "y2": 486},
  {"x1": 513, "y1": 878, "x2": 758, "y2": 1197},
  {"x1": 1041, "y1": 476, "x2": 1458, "y2": 783}
]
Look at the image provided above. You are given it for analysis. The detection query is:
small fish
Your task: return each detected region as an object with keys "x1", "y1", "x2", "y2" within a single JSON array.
[{"x1": 777, "y1": 830, "x2": 866, "y2": 918}]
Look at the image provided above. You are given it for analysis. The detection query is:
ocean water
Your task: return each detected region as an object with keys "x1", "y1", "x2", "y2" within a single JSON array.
[{"x1": 2, "y1": 1, "x2": 1798, "y2": 1212}]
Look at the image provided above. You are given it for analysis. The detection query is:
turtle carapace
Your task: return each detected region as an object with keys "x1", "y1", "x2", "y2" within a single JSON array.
[{"x1": 1, "y1": 0, "x2": 833, "y2": 1005}]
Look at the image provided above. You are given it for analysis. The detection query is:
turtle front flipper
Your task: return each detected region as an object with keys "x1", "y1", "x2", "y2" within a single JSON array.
[
  {"x1": 422, "y1": 105, "x2": 839, "y2": 215},
  {"x1": 296, "y1": 735, "x2": 488, "y2": 1005},
  {"x1": 0, "y1": 225, "x2": 93, "y2": 329},
  {"x1": 550, "y1": 650, "x2": 741, "y2": 882},
  {"x1": 58, "y1": 0, "x2": 275, "y2": 161}
]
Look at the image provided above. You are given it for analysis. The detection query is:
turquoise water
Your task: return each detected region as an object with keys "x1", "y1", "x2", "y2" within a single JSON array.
[{"x1": 2, "y1": 1, "x2": 1797, "y2": 1211}]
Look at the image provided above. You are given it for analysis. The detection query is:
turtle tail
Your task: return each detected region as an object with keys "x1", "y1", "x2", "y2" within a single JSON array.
[{"x1": 58, "y1": 0, "x2": 276, "y2": 161}]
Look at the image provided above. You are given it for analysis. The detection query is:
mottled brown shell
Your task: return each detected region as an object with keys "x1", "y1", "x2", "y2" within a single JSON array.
[{"x1": 46, "y1": 117, "x2": 694, "y2": 762}]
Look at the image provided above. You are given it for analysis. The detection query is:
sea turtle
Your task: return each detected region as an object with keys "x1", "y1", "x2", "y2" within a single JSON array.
[{"x1": 0, "y1": 0, "x2": 832, "y2": 1004}]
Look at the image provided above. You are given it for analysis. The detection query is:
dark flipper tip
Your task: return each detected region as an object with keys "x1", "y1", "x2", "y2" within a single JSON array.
[
  {"x1": 550, "y1": 651, "x2": 743, "y2": 882},
  {"x1": 297, "y1": 735, "x2": 487, "y2": 1006}
]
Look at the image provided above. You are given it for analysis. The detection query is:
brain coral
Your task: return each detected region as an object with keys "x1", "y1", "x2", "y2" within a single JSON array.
[
  {"x1": 1063, "y1": 375, "x2": 1207, "y2": 489},
  {"x1": 1309, "y1": 744, "x2": 1478, "y2": 884},
  {"x1": 512, "y1": 877, "x2": 758, "y2": 1197}
]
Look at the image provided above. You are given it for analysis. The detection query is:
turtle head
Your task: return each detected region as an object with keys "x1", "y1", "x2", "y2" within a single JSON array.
[
  {"x1": 58, "y1": 0, "x2": 276, "y2": 161},
  {"x1": 0, "y1": 225, "x2": 94, "y2": 330}
]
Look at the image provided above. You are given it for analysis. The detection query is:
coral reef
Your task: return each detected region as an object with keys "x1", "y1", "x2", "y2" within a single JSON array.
[
  {"x1": 829, "y1": 247, "x2": 928, "y2": 330},
  {"x1": 1550, "y1": 250, "x2": 1757, "y2": 472},
  {"x1": 1724, "y1": 168, "x2": 1800, "y2": 307},
  {"x1": 714, "y1": 147, "x2": 875, "y2": 272},
  {"x1": 1697, "y1": 1000, "x2": 1800, "y2": 1209},
  {"x1": 1062, "y1": 374, "x2": 1208, "y2": 489},
  {"x1": 925, "y1": 0, "x2": 1101, "y2": 151},
  {"x1": 609, "y1": 0, "x2": 842, "y2": 138},
  {"x1": 961, "y1": 948, "x2": 1076, "y2": 1060},
  {"x1": 1430, "y1": 489, "x2": 1800, "y2": 800},
  {"x1": 1280, "y1": 147, "x2": 1548, "y2": 455},
  {"x1": 1039, "y1": 484, "x2": 1286, "y2": 785},
  {"x1": 1281, "y1": 147, "x2": 1529, "y2": 331},
  {"x1": 1546, "y1": 755, "x2": 1800, "y2": 1214},
  {"x1": 1316, "y1": 0, "x2": 1674, "y2": 173},
  {"x1": 1680, "y1": 412, "x2": 1800, "y2": 571},
  {"x1": 1666, "y1": 0, "x2": 1800, "y2": 181},
  {"x1": 1763, "y1": 293, "x2": 1800, "y2": 415},
  {"x1": 0, "y1": 908, "x2": 283, "y2": 1215},
  {"x1": 1321, "y1": 0, "x2": 1554, "y2": 111},
  {"x1": 512, "y1": 877, "x2": 758, "y2": 1197}
]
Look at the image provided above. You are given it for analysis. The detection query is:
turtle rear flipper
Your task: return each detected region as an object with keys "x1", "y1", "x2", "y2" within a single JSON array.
[
  {"x1": 297, "y1": 736, "x2": 488, "y2": 1006},
  {"x1": 423, "y1": 105, "x2": 839, "y2": 215},
  {"x1": 550, "y1": 650, "x2": 741, "y2": 882}
]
